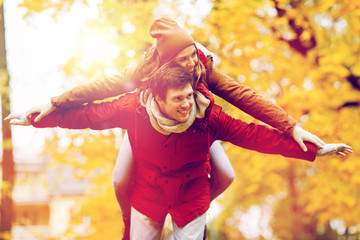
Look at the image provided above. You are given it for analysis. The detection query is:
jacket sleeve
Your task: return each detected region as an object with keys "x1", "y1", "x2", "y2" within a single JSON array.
[
  {"x1": 33, "y1": 93, "x2": 136, "y2": 130},
  {"x1": 51, "y1": 65, "x2": 137, "y2": 109},
  {"x1": 210, "y1": 105, "x2": 316, "y2": 162},
  {"x1": 205, "y1": 60, "x2": 297, "y2": 135}
]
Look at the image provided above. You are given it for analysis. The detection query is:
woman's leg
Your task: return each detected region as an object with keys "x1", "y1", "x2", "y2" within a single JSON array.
[
  {"x1": 112, "y1": 131, "x2": 136, "y2": 240},
  {"x1": 172, "y1": 213, "x2": 207, "y2": 240},
  {"x1": 130, "y1": 207, "x2": 164, "y2": 240},
  {"x1": 209, "y1": 141, "x2": 235, "y2": 201}
]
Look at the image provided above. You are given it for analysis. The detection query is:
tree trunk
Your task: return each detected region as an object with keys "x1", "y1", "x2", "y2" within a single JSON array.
[
  {"x1": 287, "y1": 161, "x2": 301, "y2": 240},
  {"x1": 0, "y1": 1, "x2": 14, "y2": 238}
]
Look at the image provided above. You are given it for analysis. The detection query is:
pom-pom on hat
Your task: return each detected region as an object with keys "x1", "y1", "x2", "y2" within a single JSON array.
[{"x1": 150, "y1": 18, "x2": 195, "y2": 64}]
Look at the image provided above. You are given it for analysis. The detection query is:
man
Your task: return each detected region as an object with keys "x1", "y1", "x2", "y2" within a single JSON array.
[{"x1": 6, "y1": 66, "x2": 352, "y2": 240}]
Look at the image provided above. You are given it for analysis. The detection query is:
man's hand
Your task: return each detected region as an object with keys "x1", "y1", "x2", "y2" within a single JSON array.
[
  {"x1": 26, "y1": 102, "x2": 55, "y2": 122},
  {"x1": 316, "y1": 144, "x2": 353, "y2": 157},
  {"x1": 4, "y1": 112, "x2": 31, "y2": 126},
  {"x1": 292, "y1": 126, "x2": 326, "y2": 152}
]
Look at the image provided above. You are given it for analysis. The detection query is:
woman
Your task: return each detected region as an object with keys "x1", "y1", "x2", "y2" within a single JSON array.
[{"x1": 26, "y1": 18, "x2": 325, "y2": 239}]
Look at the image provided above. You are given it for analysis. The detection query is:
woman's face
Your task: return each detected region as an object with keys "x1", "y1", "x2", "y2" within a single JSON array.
[{"x1": 173, "y1": 45, "x2": 198, "y2": 75}]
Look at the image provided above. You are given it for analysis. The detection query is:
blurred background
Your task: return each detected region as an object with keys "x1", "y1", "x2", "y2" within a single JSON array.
[{"x1": 1, "y1": 0, "x2": 359, "y2": 239}]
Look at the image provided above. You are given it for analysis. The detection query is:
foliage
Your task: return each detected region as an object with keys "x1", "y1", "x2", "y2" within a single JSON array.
[
  {"x1": 18, "y1": 0, "x2": 88, "y2": 17},
  {"x1": 60, "y1": 0, "x2": 156, "y2": 80},
  {"x1": 43, "y1": 129, "x2": 123, "y2": 239},
  {"x1": 194, "y1": 0, "x2": 360, "y2": 239}
]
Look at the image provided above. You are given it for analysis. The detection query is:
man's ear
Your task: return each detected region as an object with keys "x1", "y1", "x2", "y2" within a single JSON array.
[{"x1": 155, "y1": 95, "x2": 164, "y2": 107}]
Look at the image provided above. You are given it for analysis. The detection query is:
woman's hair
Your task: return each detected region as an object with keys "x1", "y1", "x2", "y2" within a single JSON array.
[
  {"x1": 132, "y1": 44, "x2": 207, "y2": 90},
  {"x1": 191, "y1": 45, "x2": 207, "y2": 87},
  {"x1": 131, "y1": 45, "x2": 161, "y2": 87}
]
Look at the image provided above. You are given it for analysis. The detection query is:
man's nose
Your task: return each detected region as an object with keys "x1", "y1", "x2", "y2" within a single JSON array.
[{"x1": 181, "y1": 99, "x2": 191, "y2": 108}]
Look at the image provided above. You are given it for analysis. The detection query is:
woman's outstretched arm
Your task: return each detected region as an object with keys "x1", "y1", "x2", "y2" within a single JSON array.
[{"x1": 204, "y1": 58, "x2": 325, "y2": 151}]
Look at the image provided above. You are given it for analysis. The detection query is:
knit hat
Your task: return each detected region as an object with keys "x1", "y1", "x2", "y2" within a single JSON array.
[{"x1": 150, "y1": 18, "x2": 195, "y2": 63}]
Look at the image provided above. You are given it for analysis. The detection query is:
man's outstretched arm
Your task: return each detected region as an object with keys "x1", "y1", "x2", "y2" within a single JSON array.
[
  {"x1": 5, "y1": 93, "x2": 137, "y2": 130},
  {"x1": 210, "y1": 105, "x2": 352, "y2": 161}
]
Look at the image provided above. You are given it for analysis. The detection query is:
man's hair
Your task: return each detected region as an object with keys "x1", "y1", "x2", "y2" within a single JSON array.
[{"x1": 149, "y1": 64, "x2": 194, "y2": 100}]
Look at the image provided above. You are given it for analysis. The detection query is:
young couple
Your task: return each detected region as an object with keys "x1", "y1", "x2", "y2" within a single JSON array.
[{"x1": 6, "y1": 18, "x2": 352, "y2": 240}]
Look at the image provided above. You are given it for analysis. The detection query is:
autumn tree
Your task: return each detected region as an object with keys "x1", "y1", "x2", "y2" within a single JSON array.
[
  {"x1": 0, "y1": 1, "x2": 14, "y2": 238},
  {"x1": 191, "y1": 0, "x2": 360, "y2": 239}
]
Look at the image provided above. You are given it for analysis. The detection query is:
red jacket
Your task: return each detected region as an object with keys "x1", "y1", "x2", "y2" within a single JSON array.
[{"x1": 32, "y1": 84, "x2": 316, "y2": 227}]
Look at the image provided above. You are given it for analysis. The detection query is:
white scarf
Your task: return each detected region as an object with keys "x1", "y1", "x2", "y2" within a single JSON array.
[{"x1": 140, "y1": 89, "x2": 210, "y2": 135}]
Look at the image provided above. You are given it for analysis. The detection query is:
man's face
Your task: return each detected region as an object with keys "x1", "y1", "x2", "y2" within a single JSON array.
[{"x1": 156, "y1": 83, "x2": 194, "y2": 123}]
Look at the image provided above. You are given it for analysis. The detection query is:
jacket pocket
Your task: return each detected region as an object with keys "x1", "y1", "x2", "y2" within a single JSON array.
[
  {"x1": 136, "y1": 178, "x2": 163, "y2": 201},
  {"x1": 178, "y1": 176, "x2": 210, "y2": 203}
]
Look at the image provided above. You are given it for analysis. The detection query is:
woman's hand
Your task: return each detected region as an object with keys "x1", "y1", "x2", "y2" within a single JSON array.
[
  {"x1": 25, "y1": 102, "x2": 56, "y2": 122},
  {"x1": 292, "y1": 126, "x2": 326, "y2": 152},
  {"x1": 4, "y1": 112, "x2": 31, "y2": 126}
]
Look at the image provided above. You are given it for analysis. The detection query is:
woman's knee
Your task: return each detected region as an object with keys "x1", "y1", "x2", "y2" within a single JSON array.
[
  {"x1": 113, "y1": 132, "x2": 135, "y2": 192},
  {"x1": 209, "y1": 141, "x2": 235, "y2": 186},
  {"x1": 212, "y1": 168, "x2": 234, "y2": 189},
  {"x1": 112, "y1": 175, "x2": 124, "y2": 189},
  {"x1": 223, "y1": 168, "x2": 235, "y2": 185}
]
